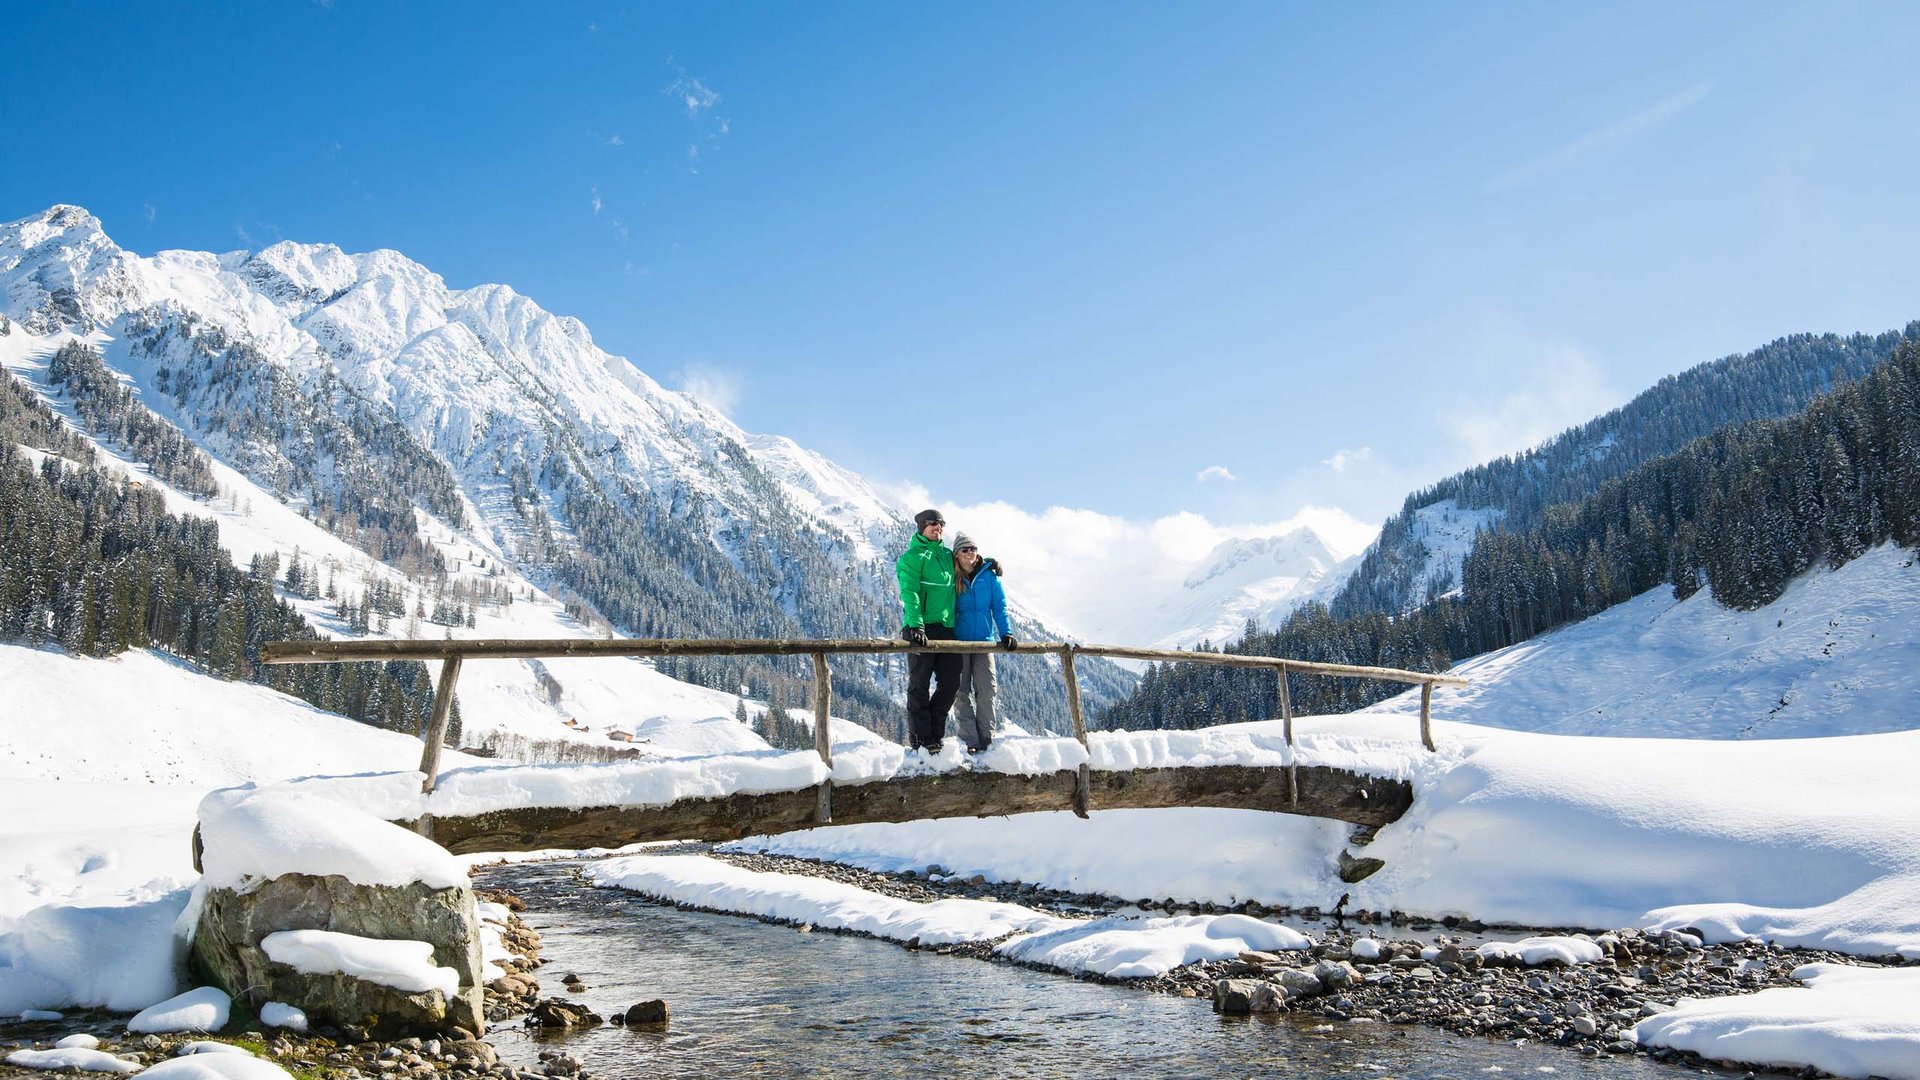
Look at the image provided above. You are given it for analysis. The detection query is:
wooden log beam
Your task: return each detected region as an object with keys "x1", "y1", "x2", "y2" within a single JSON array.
[
  {"x1": 258, "y1": 637, "x2": 1467, "y2": 688},
  {"x1": 412, "y1": 764, "x2": 1413, "y2": 855}
]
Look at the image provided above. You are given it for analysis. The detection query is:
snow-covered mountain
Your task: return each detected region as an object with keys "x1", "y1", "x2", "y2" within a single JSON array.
[
  {"x1": 1, "y1": 204, "x2": 905, "y2": 565},
  {"x1": 0, "y1": 204, "x2": 1132, "y2": 740},
  {"x1": 1153, "y1": 525, "x2": 1358, "y2": 648}
]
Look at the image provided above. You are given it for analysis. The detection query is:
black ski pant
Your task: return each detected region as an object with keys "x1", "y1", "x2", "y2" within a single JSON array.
[{"x1": 906, "y1": 624, "x2": 961, "y2": 750}]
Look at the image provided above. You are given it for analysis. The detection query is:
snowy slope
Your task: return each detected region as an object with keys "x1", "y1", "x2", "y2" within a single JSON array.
[{"x1": 1361, "y1": 541, "x2": 1920, "y2": 739}]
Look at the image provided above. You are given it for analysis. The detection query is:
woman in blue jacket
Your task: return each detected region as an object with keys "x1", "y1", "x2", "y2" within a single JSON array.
[{"x1": 950, "y1": 531, "x2": 1016, "y2": 753}]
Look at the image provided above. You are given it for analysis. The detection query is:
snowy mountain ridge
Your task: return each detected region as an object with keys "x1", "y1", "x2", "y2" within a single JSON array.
[
  {"x1": 1, "y1": 203, "x2": 1145, "y2": 739},
  {"x1": 2, "y1": 205, "x2": 909, "y2": 565}
]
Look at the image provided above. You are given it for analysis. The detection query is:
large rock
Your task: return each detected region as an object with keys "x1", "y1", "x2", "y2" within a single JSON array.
[{"x1": 190, "y1": 873, "x2": 485, "y2": 1038}]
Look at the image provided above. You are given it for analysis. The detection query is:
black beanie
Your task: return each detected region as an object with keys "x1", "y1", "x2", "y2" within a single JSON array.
[{"x1": 913, "y1": 508, "x2": 945, "y2": 530}]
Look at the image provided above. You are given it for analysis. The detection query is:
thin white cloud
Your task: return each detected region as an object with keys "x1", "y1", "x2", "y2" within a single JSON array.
[
  {"x1": 604, "y1": 134, "x2": 624, "y2": 147},
  {"x1": 1195, "y1": 465, "x2": 1236, "y2": 483},
  {"x1": 142, "y1": 200, "x2": 156, "y2": 225},
  {"x1": 1322, "y1": 447, "x2": 1372, "y2": 472},
  {"x1": 1486, "y1": 80, "x2": 1714, "y2": 192},
  {"x1": 665, "y1": 76, "x2": 720, "y2": 116},
  {"x1": 590, "y1": 184, "x2": 603, "y2": 216},
  {"x1": 876, "y1": 485, "x2": 1377, "y2": 643},
  {"x1": 676, "y1": 364, "x2": 741, "y2": 418}
]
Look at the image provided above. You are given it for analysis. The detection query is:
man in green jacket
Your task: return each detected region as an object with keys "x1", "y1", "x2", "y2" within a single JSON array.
[{"x1": 897, "y1": 508, "x2": 961, "y2": 753}]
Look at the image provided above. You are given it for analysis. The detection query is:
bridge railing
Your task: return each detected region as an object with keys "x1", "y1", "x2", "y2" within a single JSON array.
[{"x1": 260, "y1": 638, "x2": 1466, "y2": 821}]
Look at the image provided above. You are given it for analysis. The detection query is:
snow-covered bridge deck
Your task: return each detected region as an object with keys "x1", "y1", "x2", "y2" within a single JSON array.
[{"x1": 259, "y1": 637, "x2": 1462, "y2": 847}]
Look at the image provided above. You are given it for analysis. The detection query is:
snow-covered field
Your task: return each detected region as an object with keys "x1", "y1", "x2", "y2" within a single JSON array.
[{"x1": 1362, "y1": 541, "x2": 1920, "y2": 739}]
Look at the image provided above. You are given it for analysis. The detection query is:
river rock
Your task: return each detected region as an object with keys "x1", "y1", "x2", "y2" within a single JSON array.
[
  {"x1": 1337, "y1": 851, "x2": 1387, "y2": 883},
  {"x1": 1212, "y1": 978, "x2": 1258, "y2": 1014},
  {"x1": 1310, "y1": 959, "x2": 1360, "y2": 991},
  {"x1": 529, "y1": 999, "x2": 601, "y2": 1028},
  {"x1": 1276, "y1": 967, "x2": 1325, "y2": 999},
  {"x1": 1249, "y1": 982, "x2": 1286, "y2": 1014},
  {"x1": 190, "y1": 872, "x2": 486, "y2": 1039},
  {"x1": 623, "y1": 999, "x2": 669, "y2": 1026}
]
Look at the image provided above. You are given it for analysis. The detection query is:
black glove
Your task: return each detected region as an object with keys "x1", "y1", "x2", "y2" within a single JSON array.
[
  {"x1": 999, "y1": 634, "x2": 1017, "y2": 651},
  {"x1": 988, "y1": 558, "x2": 1005, "y2": 577},
  {"x1": 903, "y1": 626, "x2": 929, "y2": 647}
]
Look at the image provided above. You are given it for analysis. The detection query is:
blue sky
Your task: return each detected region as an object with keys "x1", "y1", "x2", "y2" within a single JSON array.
[{"x1": 6, "y1": 1, "x2": 1920, "y2": 532}]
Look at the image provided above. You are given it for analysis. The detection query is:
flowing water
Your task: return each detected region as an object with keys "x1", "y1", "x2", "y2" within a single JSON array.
[{"x1": 480, "y1": 860, "x2": 1694, "y2": 1080}]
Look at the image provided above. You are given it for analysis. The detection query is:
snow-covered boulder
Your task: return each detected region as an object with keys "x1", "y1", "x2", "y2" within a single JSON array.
[{"x1": 188, "y1": 792, "x2": 485, "y2": 1038}]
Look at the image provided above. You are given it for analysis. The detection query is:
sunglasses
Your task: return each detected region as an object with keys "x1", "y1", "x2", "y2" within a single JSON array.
[{"x1": 957, "y1": 546, "x2": 977, "y2": 553}]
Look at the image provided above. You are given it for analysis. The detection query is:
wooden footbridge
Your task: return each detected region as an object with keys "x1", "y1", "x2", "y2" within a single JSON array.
[{"x1": 259, "y1": 638, "x2": 1465, "y2": 854}]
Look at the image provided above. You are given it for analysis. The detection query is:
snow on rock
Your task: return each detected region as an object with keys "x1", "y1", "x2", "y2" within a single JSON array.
[
  {"x1": 1631, "y1": 963, "x2": 1920, "y2": 1080},
  {"x1": 1475, "y1": 935, "x2": 1605, "y2": 967},
  {"x1": 0, "y1": 891, "x2": 191, "y2": 1018},
  {"x1": 588, "y1": 855, "x2": 1067, "y2": 947},
  {"x1": 126, "y1": 985, "x2": 231, "y2": 1034},
  {"x1": 17, "y1": 1009, "x2": 64, "y2": 1021},
  {"x1": 2, "y1": 1047, "x2": 141, "y2": 1074},
  {"x1": 138, "y1": 1055, "x2": 296, "y2": 1079},
  {"x1": 196, "y1": 791, "x2": 465, "y2": 892},
  {"x1": 176, "y1": 1042, "x2": 254, "y2": 1056},
  {"x1": 257, "y1": 1001, "x2": 308, "y2": 1032},
  {"x1": 998, "y1": 912, "x2": 1310, "y2": 979},
  {"x1": 260, "y1": 930, "x2": 458, "y2": 998},
  {"x1": 54, "y1": 1034, "x2": 100, "y2": 1049}
]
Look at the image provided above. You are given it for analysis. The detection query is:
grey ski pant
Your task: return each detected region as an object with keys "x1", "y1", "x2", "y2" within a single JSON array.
[{"x1": 953, "y1": 652, "x2": 998, "y2": 752}]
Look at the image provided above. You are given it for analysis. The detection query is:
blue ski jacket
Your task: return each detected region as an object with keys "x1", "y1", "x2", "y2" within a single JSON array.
[{"x1": 954, "y1": 558, "x2": 1012, "y2": 642}]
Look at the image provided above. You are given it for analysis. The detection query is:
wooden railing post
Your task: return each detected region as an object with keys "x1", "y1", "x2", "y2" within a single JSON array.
[
  {"x1": 812, "y1": 651, "x2": 833, "y2": 824},
  {"x1": 1419, "y1": 679, "x2": 1435, "y2": 752},
  {"x1": 1278, "y1": 661, "x2": 1297, "y2": 805},
  {"x1": 417, "y1": 655, "x2": 463, "y2": 794},
  {"x1": 1060, "y1": 647, "x2": 1091, "y2": 819}
]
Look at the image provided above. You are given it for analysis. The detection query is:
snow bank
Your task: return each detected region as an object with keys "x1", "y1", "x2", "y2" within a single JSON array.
[
  {"x1": 730, "y1": 808, "x2": 1349, "y2": 908},
  {"x1": 260, "y1": 930, "x2": 458, "y2": 997},
  {"x1": 998, "y1": 913, "x2": 1309, "y2": 978},
  {"x1": 126, "y1": 985, "x2": 230, "y2": 1033},
  {"x1": 1631, "y1": 963, "x2": 1920, "y2": 1080},
  {"x1": 197, "y1": 791, "x2": 465, "y2": 892},
  {"x1": 0, "y1": 891, "x2": 189, "y2": 1017},
  {"x1": 138, "y1": 1055, "x2": 295, "y2": 1079},
  {"x1": 586, "y1": 855, "x2": 1066, "y2": 946},
  {"x1": 591, "y1": 853, "x2": 1329, "y2": 979},
  {"x1": 1475, "y1": 936, "x2": 1604, "y2": 967},
  {"x1": 3, "y1": 1047, "x2": 141, "y2": 1074}
]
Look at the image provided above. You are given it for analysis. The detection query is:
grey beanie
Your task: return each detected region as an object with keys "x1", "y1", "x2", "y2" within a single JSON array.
[{"x1": 953, "y1": 531, "x2": 976, "y2": 551}]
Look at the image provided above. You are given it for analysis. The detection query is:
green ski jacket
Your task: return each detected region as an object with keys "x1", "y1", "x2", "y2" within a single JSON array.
[{"x1": 895, "y1": 531, "x2": 956, "y2": 629}]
